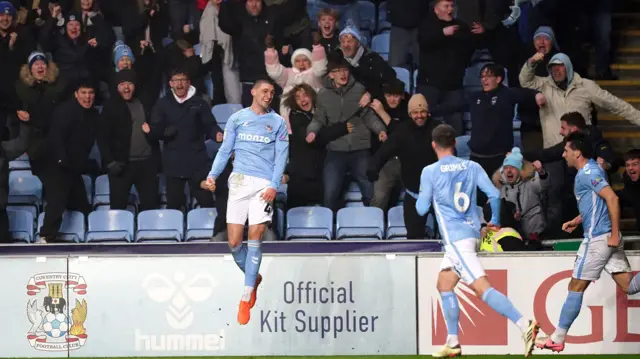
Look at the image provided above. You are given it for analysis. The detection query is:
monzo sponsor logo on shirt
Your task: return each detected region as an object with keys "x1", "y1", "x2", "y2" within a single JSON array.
[{"x1": 238, "y1": 133, "x2": 271, "y2": 143}]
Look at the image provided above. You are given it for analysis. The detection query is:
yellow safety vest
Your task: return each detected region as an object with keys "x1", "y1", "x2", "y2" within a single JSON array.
[{"x1": 480, "y1": 227, "x2": 523, "y2": 252}]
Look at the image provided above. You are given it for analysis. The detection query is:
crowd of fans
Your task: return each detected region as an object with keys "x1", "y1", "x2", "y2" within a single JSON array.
[{"x1": 0, "y1": 0, "x2": 639, "y2": 246}]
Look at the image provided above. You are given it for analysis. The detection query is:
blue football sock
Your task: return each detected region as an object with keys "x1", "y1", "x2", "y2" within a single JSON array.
[
  {"x1": 244, "y1": 239, "x2": 262, "y2": 288},
  {"x1": 558, "y1": 291, "x2": 583, "y2": 330},
  {"x1": 440, "y1": 292, "x2": 460, "y2": 336},
  {"x1": 629, "y1": 273, "x2": 640, "y2": 295},
  {"x1": 229, "y1": 242, "x2": 247, "y2": 272},
  {"x1": 482, "y1": 287, "x2": 523, "y2": 324}
]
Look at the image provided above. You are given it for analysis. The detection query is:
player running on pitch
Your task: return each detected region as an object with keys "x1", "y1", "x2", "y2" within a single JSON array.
[
  {"x1": 205, "y1": 79, "x2": 289, "y2": 325},
  {"x1": 416, "y1": 124, "x2": 540, "y2": 358},
  {"x1": 535, "y1": 132, "x2": 640, "y2": 352}
]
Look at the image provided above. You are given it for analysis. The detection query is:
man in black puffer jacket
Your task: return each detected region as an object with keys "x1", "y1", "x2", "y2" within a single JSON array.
[
  {"x1": 147, "y1": 69, "x2": 222, "y2": 211},
  {"x1": 367, "y1": 94, "x2": 440, "y2": 239},
  {"x1": 15, "y1": 52, "x2": 68, "y2": 179},
  {"x1": 98, "y1": 69, "x2": 160, "y2": 212},
  {"x1": 38, "y1": 81, "x2": 98, "y2": 243}
]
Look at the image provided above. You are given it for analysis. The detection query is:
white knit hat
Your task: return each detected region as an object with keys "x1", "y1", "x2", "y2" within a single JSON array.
[{"x1": 290, "y1": 48, "x2": 313, "y2": 67}]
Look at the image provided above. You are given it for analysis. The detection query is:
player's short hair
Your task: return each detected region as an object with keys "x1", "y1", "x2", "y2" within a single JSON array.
[
  {"x1": 253, "y1": 79, "x2": 275, "y2": 90},
  {"x1": 560, "y1": 112, "x2": 587, "y2": 129},
  {"x1": 431, "y1": 0, "x2": 453, "y2": 8},
  {"x1": 565, "y1": 131, "x2": 593, "y2": 159},
  {"x1": 432, "y1": 124, "x2": 457, "y2": 150},
  {"x1": 283, "y1": 83, "x2": 316, "y2": 112},
  {"x1": 624, "y1": 148, "x2": 640, "y2": 162},
  {"x1": 480, "y1": 63, "x2": 505, "y2": 84},
  {"x1": 318, "y1": 7, "x2": 338, "y2": 20}
]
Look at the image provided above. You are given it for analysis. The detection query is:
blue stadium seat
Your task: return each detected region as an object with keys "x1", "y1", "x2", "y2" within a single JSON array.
[
  {"x1": 386, "y1": 206, "x2": 407, "y2": 239},
  {"x1": 378, "y1": 1, "x2": 391, "y2": 32},
  {"x1": 9, "y1": 153, "x2": 30, "y2": 171},
  {"x1": 212, "y1": 104, "x2": 243, "y2": 126},
  {"x1": 393, "y1": 67, "x2": 411, "y2": 93},
  {"x1": 162, "y1": 37, "x2": 173, "y2": 47},
  {"x1": 514, "y1": 131, "x2": 522, "y2": 148},
  {"x1": 204, "y1": 73, "x2": 213, "y2": 98},
  {"x1": 36, "y1": 211, "x2": 85, "y2": 242},
  {"x1": 205, "y1": 139, "x2": 221, "y2": 159},
  {"x1": 276, "y1": 184, "x2": 288, "y2": 206},
  {"x1": 7, "y1": 205, "x2": 37, "y2": 220},
  {"x1": 276, "y1": 207, "x2": 284, "y2": 240},
  {"x1": 344, "y1": 181, "x2": 363, "y2": 202},
  {"x1": 336, "y1": 207, "x2": 384, "y2": 240},
  {"x1": 194, "y1": 43, "x2": 201, "y2": 56},
  {"x1": 89, "y1": 143, "x2": 101, "y2": 170},
  {"x1": 8, "y1": 170, "x2": 42, "y2": 207},
  {"x1": 285, "y1": 206, "x2": 333, "y2": 240},
  {"x1": 93, "y1": 175, "x2": 137, "y2": 209},
  {"x1": 185, "y1": 208, "x2": 217, "y2": 241},
  {"x1": 344, "y1": 201, "x2": 365, "y2": 207},
  {"x1": 371, "y1": 32, "x2": 390, "y2": 61},
  {"x1": 83, "y1": 175, "x2": 93, "y2": 203},
  {"x1": 455, "y1": 135, "x2": 471, "y2": 160},
  {"x1": 358, "y1": 0, "x2": 376, "y2": 33},
  {"x1": 8, "y1": 209, "x2": 34, "y2": 243},
  {"x1": 85, "y1": 210, "x2": 134, "y2": 242},
  {"x1": 136, "y1": 209, "x2": 184, "y2": 242}
]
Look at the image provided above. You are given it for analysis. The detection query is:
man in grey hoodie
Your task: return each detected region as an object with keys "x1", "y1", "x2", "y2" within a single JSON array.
[
  {"x1": 306, "y1": 51, "x2": 387, "y2": 211},
  {"x1": 492, "y1": 148, "x2": 550, "y2": 245}
]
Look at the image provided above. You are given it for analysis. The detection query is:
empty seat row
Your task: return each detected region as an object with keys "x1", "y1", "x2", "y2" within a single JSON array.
[
  {"x1": 8, "y1": 204, "x2": 434, "y2": 243},
  {"x1": 285, "y1": 206, "x2": 435, "y2": 241},
  {"x1": 10, "y1": 208, "x2": 221, "y2": 243}
]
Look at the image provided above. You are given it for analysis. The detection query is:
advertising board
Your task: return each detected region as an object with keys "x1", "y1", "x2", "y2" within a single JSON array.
[
  {"x1": 417, "y1": 254, "x2": 640, "y2": 355},
  {"x1": 57, "y1": 255, "x2": 417, "y2": 357}
]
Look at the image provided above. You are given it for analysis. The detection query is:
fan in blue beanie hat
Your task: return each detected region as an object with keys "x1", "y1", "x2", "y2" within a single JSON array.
[{"x1": 503, "y1": 147, "x2": 523, "y2": 171}]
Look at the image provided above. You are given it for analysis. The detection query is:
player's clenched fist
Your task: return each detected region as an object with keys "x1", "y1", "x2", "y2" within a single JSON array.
[{"x1": 202, "y1": 177, "x2": 216, "y2": 192}]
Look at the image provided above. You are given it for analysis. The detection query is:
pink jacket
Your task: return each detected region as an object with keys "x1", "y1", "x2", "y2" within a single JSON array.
[{"x1": 264, "y1": 45, "x2": 327, "y2": 95}]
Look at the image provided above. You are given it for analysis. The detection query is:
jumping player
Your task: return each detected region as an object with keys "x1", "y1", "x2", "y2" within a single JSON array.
[
  {"x1": 535, "y1": 132, "x2": 640, "y2": 352},
  {"x1": 205, "y1": 79, "x2": 289, "y2": 325},
  {"x1": 416, "y1": 124, "x2": 539, "y2": 358}
]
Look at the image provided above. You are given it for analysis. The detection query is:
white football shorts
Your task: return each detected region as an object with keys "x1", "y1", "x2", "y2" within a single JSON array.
[
  {"x1": 226, "y1": 173, "x2": 274, "y2": 226},
  {"x1": 572, "y1": 232, "x2": 631, "y2": 281},
  {"x1": 440, "y1": 238, "x2": 486, "y2": 285}
]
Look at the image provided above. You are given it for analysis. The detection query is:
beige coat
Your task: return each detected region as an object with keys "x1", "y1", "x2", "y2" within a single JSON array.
[{"x1": 519, "y1": 61, "x2": 640, "y2": 148}]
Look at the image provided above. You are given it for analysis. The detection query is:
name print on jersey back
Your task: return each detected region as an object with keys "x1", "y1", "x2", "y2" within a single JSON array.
[{"x1": 418, "y1": 156, "x2": 499, "y2": 244}]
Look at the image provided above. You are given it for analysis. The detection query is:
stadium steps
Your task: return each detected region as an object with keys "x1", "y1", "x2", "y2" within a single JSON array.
[{"x1": 595, "y1": 14, "x2": 640, "y2": 152}]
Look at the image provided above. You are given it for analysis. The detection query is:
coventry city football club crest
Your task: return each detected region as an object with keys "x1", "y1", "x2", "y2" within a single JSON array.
[{"x1": 26, "y1": 273, "x2": 88, "y2": 351}]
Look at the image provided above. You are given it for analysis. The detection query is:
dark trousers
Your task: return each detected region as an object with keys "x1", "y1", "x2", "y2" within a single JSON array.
[
  {"x1": 39, "y1": 167, "x2": 91, "y2": 238},
  {"x1": 403, "y1": 194, "x2": 429, "y2": 239},
  {"x1": 287, "y1": 176, "x2": 323, "y2": 209},
  {"x1": 471, "y1": 153, "x2": 505, "y2": 206},
  {"x1": 213, "y1": 163, "x2": 232, "y2": 235},
  {"x1": 166, "y1": 176, "x2": 214, "y2": 211},
  {"x1": 109, "y1": 158, "x2": 159, "y2": 212},
  {"x1": 0, "y1": 209, "x2": 9, "y2": 242},
  {"x1": 323, "y1": 150, "x2": 372, "y2": 211}
]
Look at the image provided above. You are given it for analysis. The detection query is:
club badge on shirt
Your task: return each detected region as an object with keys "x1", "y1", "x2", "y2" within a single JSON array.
[{"x1": 265, "y1": 125, "x2": 273, "y2": 133}]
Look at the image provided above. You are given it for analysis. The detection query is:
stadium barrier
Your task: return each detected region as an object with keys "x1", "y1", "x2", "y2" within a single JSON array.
[{"x1": 1, "y1": 251, "x2": 639, "y2": 357}]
